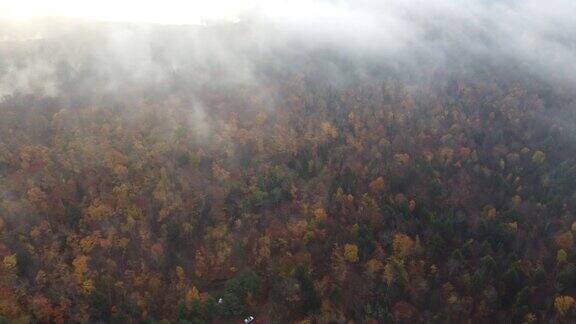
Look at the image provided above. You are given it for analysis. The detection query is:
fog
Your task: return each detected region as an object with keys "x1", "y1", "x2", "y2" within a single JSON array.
[{"x1": 0, "y1": 0, "x2": 575, "y2": 100}]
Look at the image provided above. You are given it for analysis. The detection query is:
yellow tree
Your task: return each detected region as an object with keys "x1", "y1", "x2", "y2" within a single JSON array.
[
  {"x1": 393, "y1": 233, "x2": 414, "y2": 259},
  {"x1": 344, "y1": 244, "x2": 359, "y2": 263},
  {"x1": 554, "y1": 295, "x2": 575, "y2": 316},
  {"x1": 331, "y1": 245, "x2": 347, "y2": 282},
  {"x1": 532, "y1": 150, "x2": 546, "y2": 164},
  {"x1": 72, "y1": 255, "x2": 89, "y2": 283}
]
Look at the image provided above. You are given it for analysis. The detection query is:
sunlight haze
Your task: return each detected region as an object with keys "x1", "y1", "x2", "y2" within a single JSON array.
[{"x1": 0, "y1": 0, "x2": 256, "y2": 24}]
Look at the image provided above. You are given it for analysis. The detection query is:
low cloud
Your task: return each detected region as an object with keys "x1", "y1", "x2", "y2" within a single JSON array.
[{"x1": 0, "y1": 0, "x2": 574, "y2": 100}]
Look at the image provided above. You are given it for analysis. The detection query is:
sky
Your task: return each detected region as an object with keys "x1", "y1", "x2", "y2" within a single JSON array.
[{"x1": 0, "y1": 0, "x2": 256, "y2": 24}]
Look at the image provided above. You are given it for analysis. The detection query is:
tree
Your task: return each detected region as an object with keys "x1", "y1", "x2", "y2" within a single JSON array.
[
  {"x1": 73, "y1": 256, "x2": 89, "y2": 283},
  {"x1": 295, "y1": 265, "x2": 320, "y2": 315},
  {"x1": 393, "y1": 234, "x2": 414, "y2": 259},
  {"x1": 344, "y1": 244, "x2": 359, "y2": 263},
  {"x1": 555, "y1": 231, "x2": 573, "y2": 250},
  {"x1": 557, "y1": 249, "x2": 568, "y2": 263},
  {"x1": 554, "y1": 295, "x2": 574, "y2": 316},
  {"x1": 369, "y1": 177, "x2": 385, "y2": 193},
  {"x1": 2, "y1": 254, "x2": 17, "y2": 274},
  {"x1": 185, "y1": 287, "x2": 200, "y2": 305},
  {"x1": 365, "y1": 259, "x2": 384, "y2": 276},
  {"x1": 531, "y1": 151, "x2": 546, "y2": 164}
]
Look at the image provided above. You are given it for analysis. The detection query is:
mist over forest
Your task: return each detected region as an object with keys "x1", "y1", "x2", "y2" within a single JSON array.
[{"x1": 0, "y1": 0, "x2": 576, "y2": 323}]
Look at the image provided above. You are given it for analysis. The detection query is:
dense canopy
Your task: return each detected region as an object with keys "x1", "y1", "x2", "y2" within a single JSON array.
[{"x1": 1, "y1": 16, "x2": 576, "y2": 323}]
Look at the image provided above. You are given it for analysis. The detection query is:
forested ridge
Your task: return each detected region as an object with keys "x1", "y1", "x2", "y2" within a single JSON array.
[{"x1": 1, "y1": 20, "x2": 576, "y2": 324}]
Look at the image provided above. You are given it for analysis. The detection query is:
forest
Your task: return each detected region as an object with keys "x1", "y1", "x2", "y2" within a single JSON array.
[{"x1": 1, "y1": 2, "x2": 576, "y2": 323}]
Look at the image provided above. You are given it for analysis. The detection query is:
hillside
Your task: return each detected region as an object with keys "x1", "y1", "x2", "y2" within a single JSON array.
[{"x1": 1, "y1": 11, "x2": 576, "y2": 324}]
